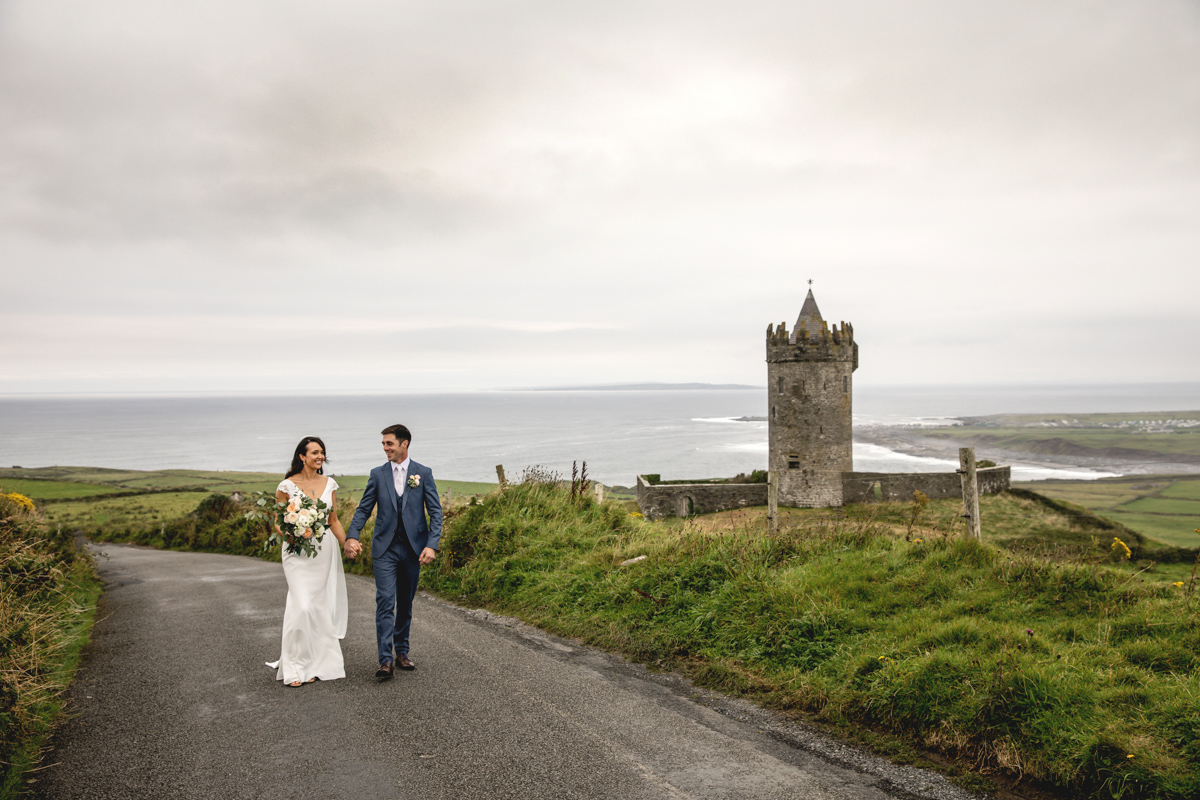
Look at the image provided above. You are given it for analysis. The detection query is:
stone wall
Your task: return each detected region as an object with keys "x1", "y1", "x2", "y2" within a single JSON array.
[
  {"x1": 636, "y1": 467, "x2": 1009, "y2": 518},
  {"x1": 636, "y1": 476, "x2": 768, "y2": 521},
  {"x1": 841, "y1": 466, "x2": 1011, "y2": 503}
]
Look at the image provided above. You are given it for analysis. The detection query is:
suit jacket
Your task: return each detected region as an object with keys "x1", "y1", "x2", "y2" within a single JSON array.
[{"x1": 347, "y1": 460, "x2": 443, "y2": 560}]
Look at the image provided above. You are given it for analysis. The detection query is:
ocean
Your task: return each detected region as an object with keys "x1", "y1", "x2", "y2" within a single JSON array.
[{"x1": 2, "y1": 383, "x2": 1198, "y2": 486}]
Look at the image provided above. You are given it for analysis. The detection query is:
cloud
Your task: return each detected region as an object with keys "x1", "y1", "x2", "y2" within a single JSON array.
[{"x1": 1, "y1": 0, "x2": 1198, "y2": 393}]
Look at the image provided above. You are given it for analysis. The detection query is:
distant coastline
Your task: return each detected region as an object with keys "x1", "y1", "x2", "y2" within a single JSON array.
[
  {"x1": 856, "y1": 410, "x2": 1200, "y2": 477},
  {"x1": 522, "y1": 382, "x2": 763, "y2": 391}
]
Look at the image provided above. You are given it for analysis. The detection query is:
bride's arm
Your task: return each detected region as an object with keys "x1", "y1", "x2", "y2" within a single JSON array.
[{"x1": 328, "y1": 491, "x2": 347, "y2": 546}]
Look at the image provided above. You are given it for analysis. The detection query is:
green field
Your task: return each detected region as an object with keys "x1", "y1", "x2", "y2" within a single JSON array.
[
  {"x1": 43, "y1": 491, "x2": 212, "y2": 531},
  {"x1": 1161, "y1": 480, "x2": 1200, "y2": 500},
  {"x1": 1122, "y1": 497, "x2": 1200, "y2": 515},
  {"x1": 1, "y1": 466, "x2": 500, "y2": 533},
  {"x1": 0, "y1": 478, "x2": 126, "y2": 500},
  {"x1": 1015, "y1": 476, "x2": 1200, "y2": 549}
]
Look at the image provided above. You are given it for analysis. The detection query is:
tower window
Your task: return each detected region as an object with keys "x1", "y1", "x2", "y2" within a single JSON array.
[
  {"x1": 787, "y1": 456, "x2": 800, "y2": 469},
  {"x1": 843, "y1": 376, "x2": 848, "y2": 392},
  {"x1": 777, "y1": 377, "x2": 784, "y2": 394},
  {"x1": 772, "y1": 405, "x2": 776, "y2": 419}
]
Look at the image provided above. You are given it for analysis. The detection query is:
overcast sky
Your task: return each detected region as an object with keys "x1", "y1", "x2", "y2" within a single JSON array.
[{"x1": 2, "y1": 0, "x2": 1198, "y2": 394}]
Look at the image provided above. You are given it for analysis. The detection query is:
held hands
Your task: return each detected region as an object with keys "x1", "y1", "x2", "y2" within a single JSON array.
[{"x1": 341, "y1": 539, "x2": 431, "y2": 563}]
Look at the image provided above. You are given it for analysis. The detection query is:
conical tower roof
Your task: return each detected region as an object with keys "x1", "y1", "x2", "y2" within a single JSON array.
[{"x1": 794, "y1": 289, "x2": 824, "y2": 341}]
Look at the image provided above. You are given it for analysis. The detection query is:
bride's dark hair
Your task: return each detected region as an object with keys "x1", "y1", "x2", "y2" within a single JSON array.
[{"x1": 286, "y1": 436, "x2": 328, "y2": 478}]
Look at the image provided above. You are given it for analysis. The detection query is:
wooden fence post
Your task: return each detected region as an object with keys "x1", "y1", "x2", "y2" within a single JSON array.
[
  {"x1": 767, "y1": 470, "x2": 779, "y2": 535},
  {"x1": 959, "y1": 447, "x2": 981, "y2": 540},
  {"x1": 495, "y1": 464, "x2": 507, "y2": 486}
]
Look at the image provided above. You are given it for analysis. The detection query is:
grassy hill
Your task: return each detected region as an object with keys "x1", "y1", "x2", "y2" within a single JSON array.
[{"x1": 424, "y1": 480, "x2": 1200, "y2": 799}]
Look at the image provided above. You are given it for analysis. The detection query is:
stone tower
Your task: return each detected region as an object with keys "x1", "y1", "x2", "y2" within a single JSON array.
[{"x1": 766, "y1": 290, "x2": 858, "y2": 507}]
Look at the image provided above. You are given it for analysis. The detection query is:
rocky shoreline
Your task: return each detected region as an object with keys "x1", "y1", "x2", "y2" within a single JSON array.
[{"x1": 854, "y1": 425, "x2": 1200, "y2": 478}]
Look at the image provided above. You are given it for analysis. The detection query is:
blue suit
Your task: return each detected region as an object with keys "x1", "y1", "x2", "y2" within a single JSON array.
[{"x1": 347, "y1": 460, "x2": 443, "y2": 663}]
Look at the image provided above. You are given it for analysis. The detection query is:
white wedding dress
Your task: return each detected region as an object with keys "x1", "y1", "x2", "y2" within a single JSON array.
[{"x1": 266, "y1": 477, "x2": 348, "y2": 684}]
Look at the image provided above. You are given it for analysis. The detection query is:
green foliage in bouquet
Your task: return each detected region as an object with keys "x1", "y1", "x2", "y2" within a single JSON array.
[{"x1": 244, "y1": 492, "x2": 330, "y2": 558}]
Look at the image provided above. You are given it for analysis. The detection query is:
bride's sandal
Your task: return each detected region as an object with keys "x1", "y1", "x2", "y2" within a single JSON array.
[{"x1": 287, "y1": 681, "x2": 303, "y2": 688}]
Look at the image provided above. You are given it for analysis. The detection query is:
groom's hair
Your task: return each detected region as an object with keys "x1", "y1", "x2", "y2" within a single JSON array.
[{"x1": 381, "y1": 424, "x2": 411, "y2": 444}]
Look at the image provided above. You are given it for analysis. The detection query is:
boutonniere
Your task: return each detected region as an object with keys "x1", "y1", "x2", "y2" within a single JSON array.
[{"x1": 407, "y1": 474, "x2": 421, "y2": 488}]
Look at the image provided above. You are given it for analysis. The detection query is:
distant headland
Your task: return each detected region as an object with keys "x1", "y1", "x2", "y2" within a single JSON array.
[{"x1": 522, "y1": 382, "x2": 763, "y2": 391}]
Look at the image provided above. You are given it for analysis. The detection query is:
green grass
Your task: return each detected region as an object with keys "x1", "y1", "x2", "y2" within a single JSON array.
[{"x1": 421, "y1": 481, "x2": 1200, "y2": 799}]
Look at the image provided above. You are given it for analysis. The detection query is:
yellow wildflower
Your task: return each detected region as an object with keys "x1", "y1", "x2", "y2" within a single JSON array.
[
  {"x1": 1174, "y1": 581, "x2": 1185, "y2": 588},
  {"x1": 1110, "y1": 537, "x2": 1132, "y2": 560},
  {"x1": 2, "y1": 492, "x2": 35, "y2": 513}
]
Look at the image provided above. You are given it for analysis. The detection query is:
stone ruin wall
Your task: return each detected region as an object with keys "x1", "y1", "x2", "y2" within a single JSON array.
[
  {"x1": 841, "y1": 466, "x2": 1011, "y2": 503},
  {"x1": 636, "y1": 466, "x2": 1010, "y2": 519},
  {"x1": 635, "y1": 476, "x2": 768, "y2": 521}
]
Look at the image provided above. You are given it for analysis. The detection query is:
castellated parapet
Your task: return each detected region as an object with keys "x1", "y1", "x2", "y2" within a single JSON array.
[{"x1": 767, "y1": 290, "x2": 858, "y2": 508}]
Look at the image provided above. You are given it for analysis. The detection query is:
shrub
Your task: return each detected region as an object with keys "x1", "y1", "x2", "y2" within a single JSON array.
[{"x1": 0, "y1": 490, "x2": 100, "y2": 793}]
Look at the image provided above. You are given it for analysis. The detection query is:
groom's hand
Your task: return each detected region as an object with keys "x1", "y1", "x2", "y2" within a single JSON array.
[
  {"x1": 344, "y1": 539, "x2": 362, "y2": 559},
  {"x1": 419, "y1": 547, "x2": 437, "y2": 566}
]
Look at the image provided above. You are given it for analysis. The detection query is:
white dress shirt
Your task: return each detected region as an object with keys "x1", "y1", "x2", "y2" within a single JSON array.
[{"x1": 391, "y1": 457, "x2": 411, "y2": 499}]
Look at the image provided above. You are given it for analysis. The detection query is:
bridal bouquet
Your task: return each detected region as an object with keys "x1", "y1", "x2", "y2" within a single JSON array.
[{"x1": 246, "y1": 493, "x2": 330, "y2": 558}]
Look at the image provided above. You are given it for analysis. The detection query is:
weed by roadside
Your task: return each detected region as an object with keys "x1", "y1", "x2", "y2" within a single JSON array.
[{"x1": 0, "y1": 491, "x2": 101, "y2": 799}]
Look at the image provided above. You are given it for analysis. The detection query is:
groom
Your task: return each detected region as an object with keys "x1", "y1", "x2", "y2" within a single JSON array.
[{"x1": 345, "y1": 424, "x2": 443, "y2": 678}]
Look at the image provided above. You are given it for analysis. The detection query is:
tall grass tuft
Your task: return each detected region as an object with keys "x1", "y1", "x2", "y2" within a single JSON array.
[
  {"x1": 0, "y1": 492, "x2": 101, "y2": 797},
  {"x1": 422, "y1": 482, "x2": 1200, "y2": 800}
]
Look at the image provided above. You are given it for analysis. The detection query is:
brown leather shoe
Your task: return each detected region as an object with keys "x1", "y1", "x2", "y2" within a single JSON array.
[
  {"x1": 397, "y1": 655, "x2": 415, "y2": 671},
  {"x1": 375, "y1": 660, "x2": 394, "y2": 679}
]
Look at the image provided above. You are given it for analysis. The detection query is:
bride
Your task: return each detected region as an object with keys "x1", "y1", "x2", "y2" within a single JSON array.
[{"x1": 266, "y1": 436, "x2": 349, "y2": 686}]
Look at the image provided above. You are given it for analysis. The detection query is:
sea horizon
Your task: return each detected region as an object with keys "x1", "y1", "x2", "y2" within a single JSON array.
[{"x1": 2, "y1": 382, "x2": 1198, "y2": 487}]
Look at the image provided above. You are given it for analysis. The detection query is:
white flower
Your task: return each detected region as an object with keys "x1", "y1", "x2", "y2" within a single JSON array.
[
  {"x1": 284, "y1": 511, "x2": 299, "y2": 525},
  {"x1": 408, "y1": 474, "x2": 421, "y2": 488}
]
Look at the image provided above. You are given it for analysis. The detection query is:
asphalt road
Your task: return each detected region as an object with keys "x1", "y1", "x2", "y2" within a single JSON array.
[{"x1": 31, "y1": 544, "x2": 983, "y2": 800}]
